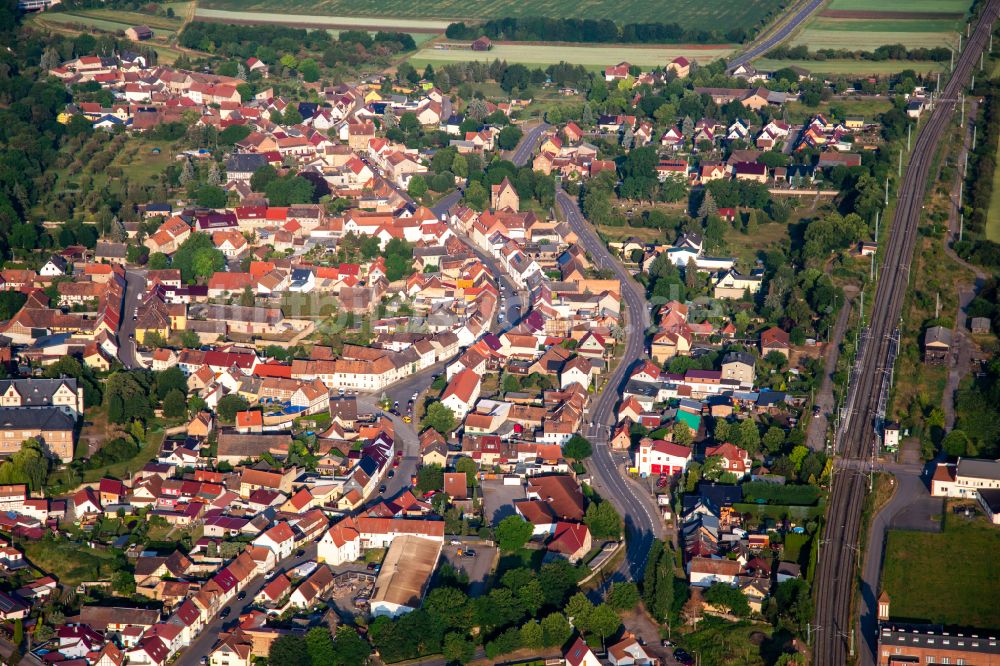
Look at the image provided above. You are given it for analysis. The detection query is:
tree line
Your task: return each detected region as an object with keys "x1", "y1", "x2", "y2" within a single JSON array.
[
  {"x1": 179, "y1": 22, "x2": 415, "y2": 62},
  {"x1": 955, "y1": 83, "x2": 1000, "y2": 268},
  {"x1": 445, "y1": 17, "x2": 746, "y2": 44},
  {"x1": 767, "y1": 43, "x2": 952, "y2": 62}
]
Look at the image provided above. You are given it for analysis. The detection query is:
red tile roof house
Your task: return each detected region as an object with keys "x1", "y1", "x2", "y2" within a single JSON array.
[
  {"x1": 443, "y1": 472, "x2": 468, "y2": 500},
  {"x1": 251, "y1": 521, "x2": 296, "y2": 560},
  {"x1": 760, "y1": 326, "x2": 791, "y2": 358},
  {"x1": 565, "y1": 635, "x2": 602, "y2": 666},
  {"x1": 546, "y1": 521, "x2": 592, "y2": 563},
  {"x1": 235, "y1": 410, "x2": 264, "y2": 434},
  {"x1": 604, "y1": 61, "x2": 631, "y2": 82},
  {"x1": 704, "y1": 442, "x2": 752, "y2": 477}
]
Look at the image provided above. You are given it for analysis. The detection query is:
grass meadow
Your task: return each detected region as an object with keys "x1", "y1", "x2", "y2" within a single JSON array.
[{"x1": 882, "y1": 517, "x2": 1000, "y2": 629}]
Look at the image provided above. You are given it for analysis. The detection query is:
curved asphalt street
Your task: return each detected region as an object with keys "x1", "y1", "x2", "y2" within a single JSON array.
[
  {"x1": 556, "y1": 188, "x2": 664, "y2": 580},
  {"x1": 727, "y1": 0, "x2": 825, "y2": 71}
]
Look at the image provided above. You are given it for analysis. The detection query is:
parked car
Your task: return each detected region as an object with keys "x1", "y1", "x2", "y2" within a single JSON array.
[
  {"x1": 379, "y1": 484, "x2": 386, "y2": 493},
  {"x1": 673, "y1": 648, "x2": 693, "y2": 665},
  {"x1": 236, "y1": 591, "x2": 246, "y2": 601},
  {"x1": 463, "y1": 549, "x2": 476, "y2": 558},
  {"x1": 220, "y1": 607, "x2": 231, "y2": 618}
]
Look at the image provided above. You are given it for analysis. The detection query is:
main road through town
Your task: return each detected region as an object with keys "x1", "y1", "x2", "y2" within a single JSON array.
[
  {"x1": 557, "y1": 188, "x2": 664, "y2": 580},
  {"x1": 811, "y1": 3, "x2": 1000, "y2": 664}
]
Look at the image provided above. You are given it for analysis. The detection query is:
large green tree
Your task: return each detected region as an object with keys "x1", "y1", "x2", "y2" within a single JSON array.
[
  {"x1": 495, "y1": 515, "x2": 533, "y2": 552},
  {"x1": 423, "y1": 401, "x2": 456, "y2": 435}
]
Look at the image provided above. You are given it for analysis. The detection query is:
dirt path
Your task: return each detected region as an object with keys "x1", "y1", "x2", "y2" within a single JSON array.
[
  {"x1": 942, "y1": 100, "x2": 986, "y2": 430},
  {"x1": 806, "y1": 287, "x2": 857, "y2": 451}
]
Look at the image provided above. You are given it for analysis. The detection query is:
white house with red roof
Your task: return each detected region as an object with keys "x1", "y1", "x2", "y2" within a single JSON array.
[
  {"x1": 317, "y1": 518, "x2": 361, "y2": 565},
  {"x1": 251, "y1": 521, "x2": 295, "y2": 560},
  {"x1": 604, "y1": 61, "x2": 631, "y2": 82},
  {"x1": 704, "y1": 442, "x2": 752, "y2": 477},
  {"x1": 565, "y1": 635, "x2": 601, "y2": 666},
  {"x1": 440, "y1": 368, "x2": 481, "y2": 419},
  {"x1": 636, "y1": 437, "x2": 692, "y2": 477}
]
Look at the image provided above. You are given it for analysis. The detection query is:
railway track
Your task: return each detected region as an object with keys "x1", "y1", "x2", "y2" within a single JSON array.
[{"x1": 810, "y1": 2, "x2": 1000, "y2": 664}]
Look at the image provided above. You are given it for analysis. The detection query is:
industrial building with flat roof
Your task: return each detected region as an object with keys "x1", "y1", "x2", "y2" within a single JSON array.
[{"x1": 369, "y1": 534, "x2": 441, "y2": 618}]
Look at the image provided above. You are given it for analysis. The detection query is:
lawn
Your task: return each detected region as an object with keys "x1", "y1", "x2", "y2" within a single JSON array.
[
  {"x1": 22, "y1": 539, "x2": 118, "y2": 587},
  {"x1": 723, "y1": 221, "x2": 790, "y2": 267},
  {"x1": 678, "y1": 617, "x2": 779, "y2": 666},
  {"x1": 755, "y1": 58, "x2": 947, "y2": 75},
  {"x1": 782, "y1": 97, "x2": 893, "y2": 124},
  {"x1": 82, "y1": 430, "x2": 164, "y2": 484},
  {"x1": 409, "y1": 42, "x2": 734, "y2": 69},
  {"x1": 882, "y1": 516, "x2": 1000, "y2": 629},
  {"x1": 196, "y1": 0, "x2": 785, "y2": 30}
]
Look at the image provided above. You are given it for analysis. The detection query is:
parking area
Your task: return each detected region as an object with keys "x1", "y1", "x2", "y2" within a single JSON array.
[
  {"x1": 440, "y1": 542, "x2": 496, "y2": 596},
  {"x1": 481, "y1": 479, "x2": 525, "y2": 526}
]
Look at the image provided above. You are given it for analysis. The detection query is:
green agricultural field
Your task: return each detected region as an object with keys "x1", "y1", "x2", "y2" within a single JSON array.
[
  {"x1": 39, "y1": 11, "x2": 148, "y2": 34},
  {"x1": 882, "y1": 517, "x2": 1000, "y2": 629},
  {"x1": 808, "y1": 17, "x2": 965, "y2": 32},
  {"x1": 73, "y1": 8, "x2": 184, "y2": 31},
  {"x1": 755, "y1": 58, "x2": 947, "y2": 75},
  {"x1": 410, "y1": 43, "x2": 733, "y2": 69},
  {"x1": 826, "y1": 0, "x2": 970, "y2": 12},
  {"x1": 782, "y1": 0, "x2": 971, "y2": 53},
  {"x1": 988, "y1": 133, "x2": 1000, "y2": 242},
  {"x1": 790, "y1": 28, "x2": 961, "y2": 50},
  {"x1": 196, "y1": 0, "x2": 785, "y2": 31},
  {"x1": 36, "y1": 9, "x2": 182, "y2": 38},
  {"x1": 194, "y1": 8, "x2": 451, "y2": 31}
]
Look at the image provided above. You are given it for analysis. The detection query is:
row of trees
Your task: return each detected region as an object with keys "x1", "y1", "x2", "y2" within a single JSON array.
[
  {"x1": 268, "y1": 626, "x2": 371, "y2": 666},
  {"x1": 367, "y1": 558, "x2": 623, "y2": 664},
  {"x1": 767, "y1": 43, "x2": 953, "y2": 62},
  {"x1": 445, "y1": 17, "x2": 746, "y2": 45},
  {"x1": 957, "y1": 84, "x2": 1000, "y2": 267},
  {"x1": 179, "y1": 22, "x2": 415, "y2": 61}
]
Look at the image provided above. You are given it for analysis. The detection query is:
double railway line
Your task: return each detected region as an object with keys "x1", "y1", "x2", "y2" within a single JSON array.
[{"x1": 810, "y1": 3, "x2": 1000, "y2": 663}]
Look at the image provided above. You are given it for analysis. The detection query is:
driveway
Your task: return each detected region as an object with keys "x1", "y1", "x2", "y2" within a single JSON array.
[{"x1": 481, "y1": 479, "x2": 525, "y2": 526}]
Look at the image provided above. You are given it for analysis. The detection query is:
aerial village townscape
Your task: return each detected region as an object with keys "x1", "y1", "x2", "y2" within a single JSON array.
[{"x1": 0, "y1": 0, "x2": 998, "y2": 664}]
